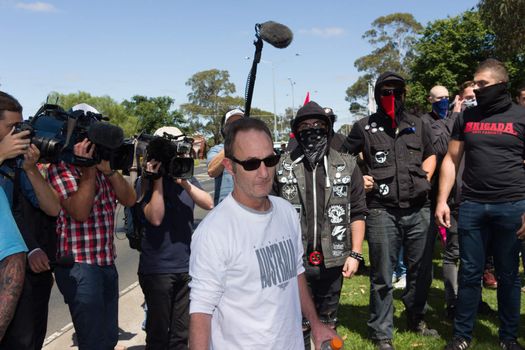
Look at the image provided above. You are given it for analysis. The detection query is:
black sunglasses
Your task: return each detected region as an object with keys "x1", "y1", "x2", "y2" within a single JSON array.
[
  {"x1": 230, "y1": 154, "x2": 281, "y2": 171},
  {"x1": 380, "y1": 88, "x2": 405, "y2": 97}
]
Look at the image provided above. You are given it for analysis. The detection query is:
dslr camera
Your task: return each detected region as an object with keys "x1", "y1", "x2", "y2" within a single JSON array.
[{"x1": 13, "y1": 103, "x2": 134, "y2": 171}]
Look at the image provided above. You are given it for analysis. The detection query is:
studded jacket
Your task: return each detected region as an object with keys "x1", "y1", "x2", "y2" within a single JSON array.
[
  {"x1": 273, "y1": 148, "x2": 366, "y2": 268},
  {"x1": 345, "y1": 112, "x2": 435, "y2": 209}
]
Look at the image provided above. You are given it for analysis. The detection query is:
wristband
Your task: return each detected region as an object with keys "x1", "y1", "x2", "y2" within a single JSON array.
[
  {"x1": 349, "y1": 250, "x2": 364, "y2": 262},
  {"x1": 104, "y1": 170, "x2": 117, "y2": 178}
]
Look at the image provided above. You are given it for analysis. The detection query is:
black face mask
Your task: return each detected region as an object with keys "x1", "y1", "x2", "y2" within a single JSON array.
[
  {"x1": 474, "y1": 82, "x2": 512, "y2": 115},
  {"x1": 297, "y1": 128, "x2": 328, "y2": 166}
]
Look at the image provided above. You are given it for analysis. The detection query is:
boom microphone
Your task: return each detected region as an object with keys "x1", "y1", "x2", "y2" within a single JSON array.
[
  {"x1": 258, "y1": 21, "x2": 293, "y2": 49},
  {"x1": 87, "y1": 122, "x2": 124, "y2": 150}
]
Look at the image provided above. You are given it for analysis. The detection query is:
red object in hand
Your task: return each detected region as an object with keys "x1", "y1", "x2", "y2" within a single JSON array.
[{"x1": 438, "y1": 226, "x2": 447, "y2": 247}]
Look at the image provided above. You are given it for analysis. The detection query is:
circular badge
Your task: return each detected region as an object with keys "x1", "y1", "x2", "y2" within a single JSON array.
[
  {"x1": 282, "y1": 184, "x2": 298, "y2": 201},
  {"x1": 374, "y1": 151, "x2": 388, "y2": 164},
  {"x1": 371, "y1": 122, "x2": 377, "y2": 128},
  {"x1": 365, "y1": 125, "x2": 370, "y2": 130},
  {"x1": 379, "y1": 183, "x2": 390, "y2": 196},
  {"x1": 309, "y1": 251, "x2": 323, "y2": 266}
]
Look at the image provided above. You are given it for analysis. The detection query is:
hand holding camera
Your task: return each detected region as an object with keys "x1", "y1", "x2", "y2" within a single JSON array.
[
  {"x1": 22, "y1": 144, "x2": 41, "y2": 171},
  {"x1": 0, "y1": 127, "x2": 31, "y2": 164}
]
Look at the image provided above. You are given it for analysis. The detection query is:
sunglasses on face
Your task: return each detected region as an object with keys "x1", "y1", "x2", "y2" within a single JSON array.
[
  {"x1": 380, "y1": 88, "x2": 405, "y2": 97},
  {"x1": 230, "y1": 154, "x2": 281, "y2": 171}
]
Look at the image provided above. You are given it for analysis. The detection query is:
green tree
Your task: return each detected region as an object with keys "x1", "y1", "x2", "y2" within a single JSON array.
[
  {"x1": 122, "y1": 95, "x2": 185, "y2": 135},
  {"x1": 478, "y1": 0, "x2": 525, "y2": 59},
  {"x1": 45, "y1": 91, "x2": 137, "y2": 136},
  {"x1": 181, "y1": 69, "x2": 239, "y2": 144},
  {"x1": 408, "y1": 11, "x2": 495, "y2": 109},
  {"x1": 346, "y1": 13, "x2": 422, "y2": 110}
]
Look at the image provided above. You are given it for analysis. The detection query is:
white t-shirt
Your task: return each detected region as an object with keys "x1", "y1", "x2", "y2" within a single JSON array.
[{"x1": 189, "y1": 194, "x2": 305, "y2": 350}]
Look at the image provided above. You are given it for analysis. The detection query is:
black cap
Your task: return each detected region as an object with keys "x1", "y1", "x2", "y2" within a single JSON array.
[{"x1": 291, "y1": 101, "x2": 331, "y2": 134}]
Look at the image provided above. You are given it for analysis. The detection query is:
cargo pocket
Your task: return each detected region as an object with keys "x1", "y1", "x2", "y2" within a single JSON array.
[
  {"x1": 371, "y1": 167, "x2": 396, "y2": 199},
  {"x1": 370, "y1": 143, "x2": 392, "y2": 168},
  {"x1": 408, "y1": 166, "x2": 430, "y2": 200}
]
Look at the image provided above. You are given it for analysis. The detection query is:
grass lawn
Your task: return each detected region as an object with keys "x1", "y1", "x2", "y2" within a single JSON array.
[{"x1": 336, "y1": 242, "x2": 525, "y2": 349}]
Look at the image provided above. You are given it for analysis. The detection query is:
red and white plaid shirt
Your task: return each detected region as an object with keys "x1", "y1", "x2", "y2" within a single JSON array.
[{"x1": 48, "y1": 161, "x2": 117, "y2": 266}]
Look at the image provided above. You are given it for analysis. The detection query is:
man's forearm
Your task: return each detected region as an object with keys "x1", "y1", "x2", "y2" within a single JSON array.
[
  {"x1": 61, "y1": 167, "x2": 96, "y2": 222},
  {"x1": 0, "y1": 253, "x2": 26, "y2": 341},
  {"x1": 25, "y1": 167, "x2": 60, "y2": 216},
  {"x1": 422, "y1": 155, "x2": 437, "y2": 181},
  {"x1": 350, "y1": 220, "x2": 365, "y2": 254},
  {"x1": 207, "y1": 150, "x2": 225, "y2": 178},
  {"x1": 437, "y1": 154, "x2": 457, "y2": 204},
  {"x1": 298, "y1": 273, "x2": 321, "y2": 326},
  {"x1": 108, "y1": 172, "x2": 136, "y2": 207},
  {"x1": 189, "y1": 313, "x2": 212, "y2": 350}
]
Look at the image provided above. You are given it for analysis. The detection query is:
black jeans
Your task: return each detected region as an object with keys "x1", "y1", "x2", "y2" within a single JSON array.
[
  {"x1": 139, "y1": 273, "x2": 190, "y2": 350},
  {"x1": 442, "y1": 214, "x2": 459, "y2": 308},
  {"x1": 0, "y1": 270, "x2": 53, "y2": 350},
  {"x1": 302, "y1": 264, "x2": 343, "y2": 350},
  {"x1": 366, "y1": 206, "x2": 431, "y2": 340}
]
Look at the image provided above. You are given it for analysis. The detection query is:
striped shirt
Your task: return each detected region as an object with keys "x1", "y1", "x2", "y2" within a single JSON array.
[{"x1": 48, "y1": 161, "x2": 117, "y2": 266}]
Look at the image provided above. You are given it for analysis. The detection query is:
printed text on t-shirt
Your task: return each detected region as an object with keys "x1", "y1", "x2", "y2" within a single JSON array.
[
  {"x1": 255, "y1": 238, "x2": 296, "y2": 289},
  {"x1": 463, "y1": 122, "x2": 518, "y2": 135}
]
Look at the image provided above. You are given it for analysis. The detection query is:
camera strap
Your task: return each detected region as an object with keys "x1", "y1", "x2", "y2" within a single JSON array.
[{"x1": 62, "y1": 117, "x2": 78, "y2": 150}]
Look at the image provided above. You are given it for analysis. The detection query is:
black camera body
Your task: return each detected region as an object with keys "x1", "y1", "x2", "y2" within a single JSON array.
[
  {"x1": 136, "y1": 131, "x2": 194, "y2": 180},
  {"x1": 13, "y1": 103, "x2": 134, "y2": 171}
]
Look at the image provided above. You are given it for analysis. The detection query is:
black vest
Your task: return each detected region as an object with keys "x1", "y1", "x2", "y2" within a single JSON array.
[{"x1": 357, "y1": 112, "x2": 431, "y2": 209}]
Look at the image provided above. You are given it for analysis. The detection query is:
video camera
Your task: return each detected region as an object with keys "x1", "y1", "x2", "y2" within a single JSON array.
[
  {"x1": 135, "y1": 128, "x2": 194, "y2": 180},
  {"x1": 13, "y1": 103, "x2": 134, "y2": 171}
]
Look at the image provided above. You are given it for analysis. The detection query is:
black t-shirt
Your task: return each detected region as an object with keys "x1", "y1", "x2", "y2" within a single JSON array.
[
  {"x1": 451, "y1": 103, "x2": 525, "y2": 202},
  {"x1": 137, "y1": 176, "x2": 200, "y2": 274}
]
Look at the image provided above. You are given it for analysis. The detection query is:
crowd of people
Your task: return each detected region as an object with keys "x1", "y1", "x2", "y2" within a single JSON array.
[{"x1": 1, "y1": 57, "x2": 525, "y2": 350}]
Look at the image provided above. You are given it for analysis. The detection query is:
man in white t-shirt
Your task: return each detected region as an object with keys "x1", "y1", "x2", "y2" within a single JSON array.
[{"x1": 189, "y1": 117, "x2": 338, "y2": 349}]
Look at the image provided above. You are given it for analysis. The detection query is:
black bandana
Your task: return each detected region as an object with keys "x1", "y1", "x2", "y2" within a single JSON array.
[
  {"x1": 474, "y1": 82, "x2": 512, "y2": 116},
  {"x1": 297, "y1": 128, "x2": 328, "y2": 166}
]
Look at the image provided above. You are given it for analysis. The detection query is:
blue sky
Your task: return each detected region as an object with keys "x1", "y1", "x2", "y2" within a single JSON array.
[{"x1": 0, "y1": 0, "x2": 478, "y2": 130}]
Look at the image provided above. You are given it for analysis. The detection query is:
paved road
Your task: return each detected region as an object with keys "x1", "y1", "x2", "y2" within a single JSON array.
[{"x1": 45, "y1": 162, "x2": 215, "y2": 341}]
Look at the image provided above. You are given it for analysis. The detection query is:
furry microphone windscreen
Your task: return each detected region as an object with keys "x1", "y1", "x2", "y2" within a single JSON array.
[
  {"x1": 87, "y1": 122, "x2": 124, "y2": 149},
  {"x1": 258, "y1": 21, "x2": 293, "y2": 49},
  {"x1": 146, "y1": 137, "x2": 177, "y2": 165}
]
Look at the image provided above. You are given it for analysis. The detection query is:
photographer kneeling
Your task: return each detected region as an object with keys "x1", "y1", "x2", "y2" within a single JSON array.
[
  {"x1": 47, "y1": 104, "x2": 136, "y2": 350},
  {"x1": 136, "y1": 127, "x2": 213, "y2": 350}
]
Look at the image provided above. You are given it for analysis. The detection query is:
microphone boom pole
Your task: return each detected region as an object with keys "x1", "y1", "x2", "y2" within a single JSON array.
[{"x1": 244, "y1": 24, "x2": 264, "y2": 118}]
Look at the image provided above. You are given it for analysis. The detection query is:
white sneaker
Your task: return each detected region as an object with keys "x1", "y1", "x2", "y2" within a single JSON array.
[{"x1": 393, "y1": 274, "x2": 406, "y2": 289}]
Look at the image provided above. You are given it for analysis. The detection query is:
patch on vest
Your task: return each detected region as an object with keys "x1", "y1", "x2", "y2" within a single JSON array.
[
  {"x1": 331, "y1": 225, "x2": 346, "y2": 241},
  {"x1": 333, "y1": 185, "x2": 348, "y2": 198},
  {"x1": 328, "y1": 205, "x2": 345, "y2": 224},
  {"x1": 379, "y1": 183, "x2": 390, "y2": 196},
  {"x1": 282, "y1": 184, "x2": 297, "y2": 201},
  {"x1": 374, "y1": 151, "x2": 388, "y2": 164}
]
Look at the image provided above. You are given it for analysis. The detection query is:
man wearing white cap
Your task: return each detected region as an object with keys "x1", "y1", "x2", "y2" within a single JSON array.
[{"x1": 206, "y1": 108, "x2": 244, "y2": 205}]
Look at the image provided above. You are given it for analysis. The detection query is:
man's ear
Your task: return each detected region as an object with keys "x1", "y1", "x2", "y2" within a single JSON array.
[{"x1": 222, "y1": 157, "x2": 235, "y2": 176}]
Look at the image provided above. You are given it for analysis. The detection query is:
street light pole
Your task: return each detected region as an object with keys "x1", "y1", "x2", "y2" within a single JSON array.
[{"x1": 288, "y1": 77, "x2": 295, "y2": 118}]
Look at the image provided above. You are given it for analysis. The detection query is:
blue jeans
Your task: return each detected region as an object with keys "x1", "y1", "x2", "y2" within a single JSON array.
[
  {"x1": 455, "y1": 200, "x2": 525, "y2": 341},
  {"x1": 366, "y1": 206, "x2": 431, "y2": 340},
  {"x1": 55, "y1": 263, "x2": 119, "y2": 350}
]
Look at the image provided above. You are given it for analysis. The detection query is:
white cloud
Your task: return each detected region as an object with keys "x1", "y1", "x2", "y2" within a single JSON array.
[
  {"x1": 299, "y1": 27, "x2": 345, "y2": 38},
  {"x1": 16, "y1": 2, "x2": 56, "y2": 12}
]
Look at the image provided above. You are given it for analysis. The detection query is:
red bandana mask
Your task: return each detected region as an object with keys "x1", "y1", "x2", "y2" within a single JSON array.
[{"x1": 380, "y1": 95, "x2": 396, "y2": 128}]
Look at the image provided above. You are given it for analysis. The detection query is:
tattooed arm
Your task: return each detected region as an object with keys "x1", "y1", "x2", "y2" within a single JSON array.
[{"x1": 0, "y1": 252, "x2": 25, "y2": 341}]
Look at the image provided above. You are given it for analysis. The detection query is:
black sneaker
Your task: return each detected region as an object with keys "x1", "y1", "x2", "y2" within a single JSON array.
[
  {"x1": 375, "y1": 339, "x2": 395, "y2": 350},
  {"x1": 444, "y1": 337, "x2": 470, "y2": 350},
  {"x1": 500, "y1": 339, "x2": 525, "y2": 350},
  {"x1": 407, "y1": 315, "x2": 439, "y2": 337}
]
